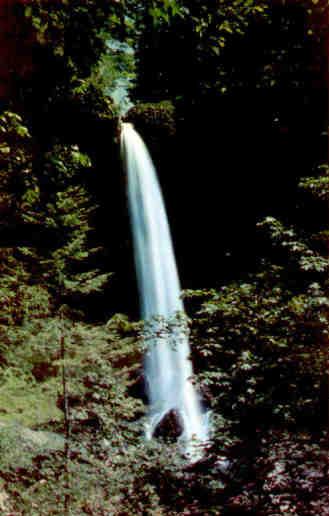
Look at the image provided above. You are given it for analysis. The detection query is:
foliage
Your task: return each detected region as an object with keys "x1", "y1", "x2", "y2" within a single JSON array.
[
  {"x1": 226, "y1": 429, "x2": 329, "y2": 516},
  {"x1": 0, "y1": 111, "x2": 110, "y2": 303},
  {"x1": 131, "y1": 0, "x2": 328, "y2": 108},
  {"x1": 126, "y1": 101, "x2": 176, "y2": 144},
  {"x1": 300, "y1": 163, "x2": 329, "y2": 202},
  {"x1": 186, "y1": 167, "x2": 328, "y2": 426},
  {"x1": 90, "y1": 39, "x2": 136, "y2": 114},
  {"x1": 181, "y1": 167, "x2": 328, "y2": 514},
  {"x1": 187, "y1": 261, "x2": 327, "y2": 425},
  {"x1": 131, "y1": 0, "x2": 269, "y2": 101},
  {"x1": 0, "y1": 111, "x2": 32, "y2": 227},
  {"x1": 20, "y1": 0, "x2": 124, "y2": 78}
]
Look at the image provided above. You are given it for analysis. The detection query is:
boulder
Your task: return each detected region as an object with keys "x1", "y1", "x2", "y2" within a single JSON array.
[
  {"x1": 0, "y1": 422, "x2": 64, "y2": 469},
  {"x1": 153, "y1": 409, "x2": 183, "y2": 440}
]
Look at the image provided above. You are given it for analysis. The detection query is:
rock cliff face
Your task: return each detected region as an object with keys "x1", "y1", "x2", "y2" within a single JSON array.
[{"x1": 0, "y1": 1, "x2": 34, "y2": 100}]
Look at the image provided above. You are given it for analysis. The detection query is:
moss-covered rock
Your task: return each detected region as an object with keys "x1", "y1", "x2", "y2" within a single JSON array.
[
  {"x1": 125, "y1": 101, "x2": 176, "y2": 142},
  {"x1": 0, "y1": 422, "x2": 64, "y2": 469}
]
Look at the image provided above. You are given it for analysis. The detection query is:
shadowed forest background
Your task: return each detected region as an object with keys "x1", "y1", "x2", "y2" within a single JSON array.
[{"x1": 0, "y1": 1, "x2": 328, "y2": 514}]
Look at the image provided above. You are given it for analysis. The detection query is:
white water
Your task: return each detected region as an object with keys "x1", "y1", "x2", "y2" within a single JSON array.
[{"x1": 121, "y1": 123, "x2": 209, "y2": 459}]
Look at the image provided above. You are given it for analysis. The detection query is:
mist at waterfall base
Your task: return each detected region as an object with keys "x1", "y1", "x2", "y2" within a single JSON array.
[{"x1": 121, "y1": 122, "x2": 209, "y2": 460}]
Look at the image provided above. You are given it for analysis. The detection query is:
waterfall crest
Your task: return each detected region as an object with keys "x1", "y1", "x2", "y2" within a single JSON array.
[{"x1": 121, "y1": 122, "x2": 208, "y2": 458}]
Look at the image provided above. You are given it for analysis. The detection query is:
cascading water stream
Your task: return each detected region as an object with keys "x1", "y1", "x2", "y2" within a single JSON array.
[{"x1": 121, "y1": 122, "x2": 209, "y2": 459}]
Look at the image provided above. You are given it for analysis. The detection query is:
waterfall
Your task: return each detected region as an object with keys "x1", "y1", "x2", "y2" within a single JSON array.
[{"x1": 121, "y1": 122, "x2": 209, "y2": 459}]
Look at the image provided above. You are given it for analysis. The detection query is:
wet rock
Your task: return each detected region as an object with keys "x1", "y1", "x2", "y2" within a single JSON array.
[
  {"x1": 128, "y1": 370, "x2": 148, "y2": 403},
  {"x1": 153, "y1": 409, "x2": 184, "y2": 440}
]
